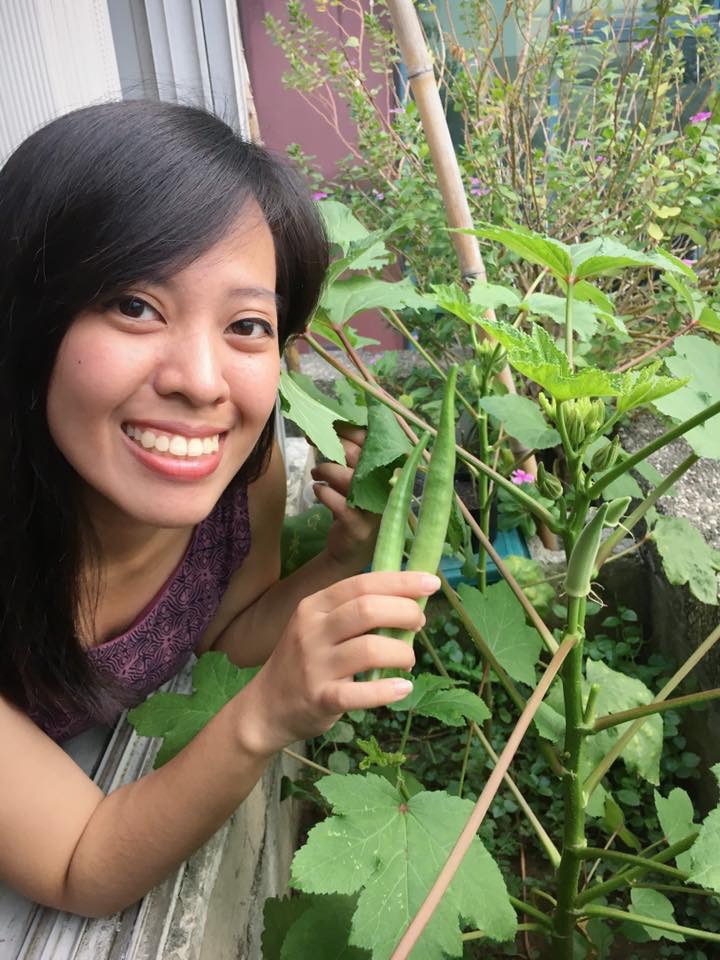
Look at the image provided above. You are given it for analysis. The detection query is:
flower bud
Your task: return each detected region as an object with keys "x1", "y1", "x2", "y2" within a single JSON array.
[
  {"x1": 590, "y1": 436, "x2": 621, "y2": 474},
  {"x1": 538, "y1": 391, "x2": 556, "y2": 422},
  {"x1": 536, "y1": 463, "x2": 564, "y2": 500},
  {"x1": 589, "y1": 399, "x2": 606, "y2": 435}
]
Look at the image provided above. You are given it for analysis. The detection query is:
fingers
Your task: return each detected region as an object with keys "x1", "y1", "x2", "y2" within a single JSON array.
[
  {"x1": 321, "y1": 677, "x2": 415, "y2": 714},
  {"x1": 330, "y1": 633, "x2": 416, "y2": 677},
  {"x1": 311, "y1": 461, "x2": 353, "y2": 497},
  {"x1": 311, "y1": 570, "x2": 440, "y2": 611},
  {"x1": 325, "y1": 595, "x2": 425, "y2": 644}
]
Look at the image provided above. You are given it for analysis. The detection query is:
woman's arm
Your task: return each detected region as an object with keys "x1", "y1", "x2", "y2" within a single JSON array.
[
  {"x1": 1, "y1": 567, "x2": 433, "y2": 917},
  {"x1": 199, "y1": 437, "x2": 378, "y2": 668}
]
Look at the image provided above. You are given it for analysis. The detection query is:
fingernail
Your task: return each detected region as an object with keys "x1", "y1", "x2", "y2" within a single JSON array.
[
  {"x1": 420, "y1": 574, "x2": 441, "y2": 593},
  {"x1": 392, "y1": 679, "x2": 413, "y2": 699}
]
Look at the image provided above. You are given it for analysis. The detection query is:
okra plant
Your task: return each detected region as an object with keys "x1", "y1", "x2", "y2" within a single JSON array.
[{"x1": 128, "y1": 208, "x2": 720, "y2": 959}]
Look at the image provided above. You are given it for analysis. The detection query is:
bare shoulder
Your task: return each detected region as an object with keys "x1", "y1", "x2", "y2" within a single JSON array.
[
  {"x1": 0, "y1": 694, "x2": 103, "y2": 907},
  {"x1": 196, "y1": 443, "x2": 287, "y2": 654}
]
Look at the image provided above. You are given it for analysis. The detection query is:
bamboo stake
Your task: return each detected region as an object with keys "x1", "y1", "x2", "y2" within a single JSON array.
[{"x1": 386, "y1": 0, "x2": 556, "y2": 548}]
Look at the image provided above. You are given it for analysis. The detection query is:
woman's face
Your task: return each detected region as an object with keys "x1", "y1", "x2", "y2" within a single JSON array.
[{"x1": 46, "y1": 208, "x2": 281, "y2": 529}]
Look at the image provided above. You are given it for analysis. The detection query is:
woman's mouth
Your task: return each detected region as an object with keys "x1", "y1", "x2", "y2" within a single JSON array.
[
  {"x1": 121, "y1": 422, "x2": 227, "y2": 481},
  {"x1": 122, "y1": 423, "x2": 221, "y2": 458}
]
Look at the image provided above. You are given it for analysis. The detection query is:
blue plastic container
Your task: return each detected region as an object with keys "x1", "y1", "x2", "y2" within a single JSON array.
[{"x1": 438, "y1": 527, "x2": 530, "y2": 589}]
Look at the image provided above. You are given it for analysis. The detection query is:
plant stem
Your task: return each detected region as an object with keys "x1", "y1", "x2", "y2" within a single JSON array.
[
  {"x1": 384, "y1": 307, "x2": 477, "y2": 418},
  {"x1": 587, "y1": 399, "x2": 720, "y2": 500},
  {"x1": 575, "y1": 833, "x2": 698, "y2": 908},
  {"x1": 508, "y1": 895, "x2": 553, "y2": 928},
  {"x1": 304, "y1": 333, "x2": 559, "y2": 530},
  {"x1": 390, "y1": 635, "x2": 576, "y2": 960},
  {"x1": 576, "y1": 847, "x2": 686, "y2": 879},
  {"x1": 585, "y1": 621, "x2": 720, "y2": 798},
  {"x1": 462, "y1": 922, "x2": 549, "y2": 940},
  {"x1": 477, "y1": 409, "x2": 490, "y2": 593},
  {"x1": 416, "y1": 627, "x2": 562, "y2": 866},
  {"x1": 457, "y1": 724, "x2": 473, "y2": 798},
  {"x1": 565, "y1": 280, "x2": 575, "y2": 369},
  {"x1": 282, "y1": 747, "x2": 332, "y2": 776},
  {"x1": 614, "y1": 318, "x2": 698, "y2": 373},
  {"x1": 550, "y1": 594, "x2": 588, "y2": 958},
  {"x1": 580, "y1": 904, "x2": 720, "y2": 943},
  {"x1": 398, "y1": 710, "x2": 414, "y2": 758},
  {"x1": 594, "y1": 452, "x2": 698, "y2": 569},
  {"x1": 593, "y1": 687, "x2": 720, "y2": 732},
  {"x1": 633, "y1": 882, "x2": 717, "y2": 898}
]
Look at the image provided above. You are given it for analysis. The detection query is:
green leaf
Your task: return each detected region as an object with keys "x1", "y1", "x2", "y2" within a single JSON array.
[
  {"x1": 324, "y1": 720, "x2": 355, "y2": 744},
  {"x1": 654, "y1": 787, "x2": 696, "y2": 872},
  {"x1": 653, "y1": 516, "x2": 718, "y2": 605},
  {"x1": 572, "y1": 280, "x2": 615, "y2": 317},
  {"x1": 318, "y1": 200, "x2": 390, "y2": 274},
  {"x1": 388, "y1": 673, "x2": 490, "y2": 726},
  {"x1": 289, "y1": 372, "x2": 367, "y2": 427},
  {"x1": 457, "y1": 581, "x2": 543, "y2": 686},
  {"x1": 603, "y1": 794, "x2": 641, "y2": 850},
  {"x1": 356, "y1": 735, "x2": 405, "y2": 771},
  {"x1": 653, "y1": 336, "x2": 720, "y2": 459},
  {"x1": 469, "y1": 223, "x2": 573, "y2": 280},
  {"x1": 689, "y1": 764, "x2": 720, "y2": 892},
  {"x1": 585, "y1": 918, "x2": 615, "y2": 959},
  {"x1": 322, "y1": 276, "x2": 432, "y2": 327},
  {"x1": 629, "y1": 888, "x2": 685, "y2": 942},
  {"x1": 585, "y1": 660, "x2": 662, "y2": 785},
  {"x1": 280, "y1": 894, "x2": 369, "y2": 960},
  {"x1": 281, "y1": 505, "x2": 333, "y2": 577},
  {"x1": 475, "y1": 319, "x2": 623, "y2": 400},
  {"x1": 128, "y1": 653, "x2": 258, "y2": 767},
  {"x1": 699, "y1": 305, "x2": 720, "y2": 334},
  {"x1": 263, "y1": 894, "x2": 318, "y2": 960},
  {"x1": 468, "y1": 281, "x2": 521, "y2": 311},
  {"x1": 615, "y1": 362, "x2": 685, "y2": 416},
  {"x1": 478, "y1": 394, "x2": 561, "y2": 450},
  {"x1": 291, "y1": 774, "x2": 517, "y2": 958},
  {"x1": 570, "y1": 237, "x2": 694, "y2": 280},
  {"x1": 523, "y1": 292, "x2": 599, "y2": 341},
  {"x1": 310, "y1": 315, "x2": 379, "y2": 351},
  {"x1": 347, "y1": 398, "x2": 412, "y2": 513},
  {"x1": 280, "y1": 371, "x2": 347, "y2": 464}
]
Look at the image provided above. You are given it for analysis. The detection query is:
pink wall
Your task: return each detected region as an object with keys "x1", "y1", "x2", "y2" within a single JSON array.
[{"x1": 238, "y1": 1, "x2": 405, "y2": 352}]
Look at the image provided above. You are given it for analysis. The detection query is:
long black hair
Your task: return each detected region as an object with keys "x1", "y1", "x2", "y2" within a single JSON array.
[{"x1": 0, "y1": 100, "x2": 328, "y2": 718}]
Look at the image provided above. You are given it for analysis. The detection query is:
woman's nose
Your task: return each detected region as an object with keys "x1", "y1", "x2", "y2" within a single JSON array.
[{"x1": 152, "y1": 330, "x2": 230, "y2": 407}]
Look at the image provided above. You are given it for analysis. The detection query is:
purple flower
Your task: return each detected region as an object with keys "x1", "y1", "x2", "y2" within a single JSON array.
[
  {"x1": 595, "y1": 155, "x2": 606, "y2": 164},
  {"x1": 312, "y1": 191, "x2": 328, "y2": 201},
  {"x1": 389, "y1": 106, "x2": 405, "y2": 115},
  {"x1": 576, "y1": 138, "x2": 591, "y2": 149},
  {"x1": 633, "y1": 38, "x2": 651, "y2": 51},
  {"x1": 511, "y1": 469, "x2": 535, "y2": 486},
  {"x1": 372, "y1": 189, "x2": 385, "y2": 201},
  {"x1": 689, "y1": 111, "x2": 712, "y2": 125},
  {"x1": 469, "y1": 176, "x2": 490, "y2": 196},
  {"x1": 681, "y1": 258, "x2": 696, "y2": 268}
]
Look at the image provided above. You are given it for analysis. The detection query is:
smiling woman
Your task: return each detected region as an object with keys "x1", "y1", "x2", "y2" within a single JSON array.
[{"x1": 0, "y1": 100, "x2": 439, "y2": 917}]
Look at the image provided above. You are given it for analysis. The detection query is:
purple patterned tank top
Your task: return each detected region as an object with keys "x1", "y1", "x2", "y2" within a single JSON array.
[{"x1": 31, "y1": 479, "x2": 251, "y2": 743}]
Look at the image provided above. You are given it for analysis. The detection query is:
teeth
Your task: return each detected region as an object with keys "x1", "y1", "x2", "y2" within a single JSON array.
[
  {"x1": 169, "y1": 435, "x2": 188, "y2": 456},
  {"x1": 124, "y1": 425, "x2": 220, "y2": 458}
]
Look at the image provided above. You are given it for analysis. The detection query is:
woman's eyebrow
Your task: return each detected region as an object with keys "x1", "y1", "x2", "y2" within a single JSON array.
[{"x1": 226, "y1": 286, "x2": 280, "y2": 306}]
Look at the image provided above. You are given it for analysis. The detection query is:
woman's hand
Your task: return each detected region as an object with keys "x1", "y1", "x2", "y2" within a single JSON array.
[
  {"x1": 240, "y1": 570, "x2": 440, "y2": 756},
  {"x1": 310, "y1": 425, "x2": 379, "y2": 574}
]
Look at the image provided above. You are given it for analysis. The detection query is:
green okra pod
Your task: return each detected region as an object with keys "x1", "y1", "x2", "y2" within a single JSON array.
[
  {"x1": 394, "y1": 364, "x2": 458, "y2": 645},
  {"x1": 371, "y1": 432, "x2": 431, "y2": 573},
  {"x1": 367, "y1": 367, "x2": 458, "y2": 678},
  {"x1": 564, "y1": 497, "x2": 631, "y2": 599}
]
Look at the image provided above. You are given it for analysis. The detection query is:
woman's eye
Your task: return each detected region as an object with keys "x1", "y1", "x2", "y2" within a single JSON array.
[
  {"x1": 113, "y1": 296, "x2": 158, "y2": 321},
  {"x1": 229, "y1": 318, "x2": 274, "y2": 339}
]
